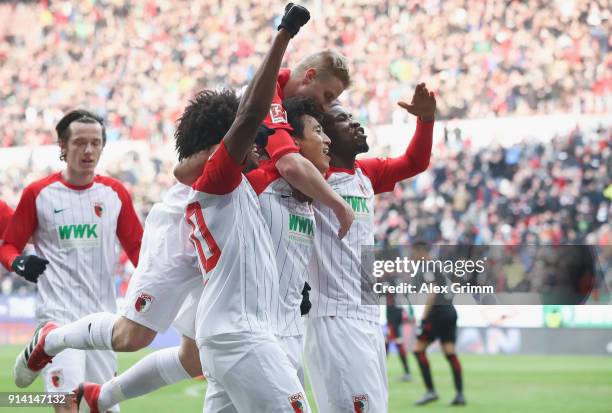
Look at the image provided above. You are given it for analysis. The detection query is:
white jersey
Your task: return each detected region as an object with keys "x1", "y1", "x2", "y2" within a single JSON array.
[
  {"x1": 308, "y1": 165, "x2": 380, "y2": 323},
  {"x1": 247, "y1": 162, "x2": 315, "y2": 337},
  {"x1": 0, "y1": 172, "x2": 142, "y2": 324},
  {"x1": 188, "y1": 143, "x2": 280, "y2": 339}
]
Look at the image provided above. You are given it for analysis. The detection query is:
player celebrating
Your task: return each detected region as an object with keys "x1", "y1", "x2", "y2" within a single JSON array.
[
  {"x1": 412, "y1": 243, "x2": 466, "y2": 407},
  {"x1": 262, "y1": 45, "x2": 355, "y2": 240},
  {"x1": 184, "y1": 4, "x2": 312, "y2": 411},
  {"x1": 246, "y1": 96, "x2": 330, "y2": 384},
  {"x1": 304, "y1": 83, "x2": 435, "y2": 413},
  {"x1": 1, "y1": 110, "x2": 143, "y2": 412}
]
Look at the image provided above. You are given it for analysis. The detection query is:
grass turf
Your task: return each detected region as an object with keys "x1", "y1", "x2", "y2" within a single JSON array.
[{"x1": 1, "y1": 345, "x2": 611, "y2": 412}]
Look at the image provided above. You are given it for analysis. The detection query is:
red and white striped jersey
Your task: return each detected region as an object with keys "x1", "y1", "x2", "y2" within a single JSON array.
[
  {"x1": 0, "y1": 172, "x2": 142, "y2": 323},
  {"x1": 188, "y1": 143, "x2": 280, "y2": 339},
  {"x1": 247, "y1": 162, "x2": 315, "y2": 337},
  {"x1": 308, "y1": 120, "x2": 434, "y2": 323}
]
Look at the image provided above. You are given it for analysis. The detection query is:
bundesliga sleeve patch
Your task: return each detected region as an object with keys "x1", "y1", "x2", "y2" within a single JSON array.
[{"x1": 269, "y1": 103, "x2": 288, "y2": 124}]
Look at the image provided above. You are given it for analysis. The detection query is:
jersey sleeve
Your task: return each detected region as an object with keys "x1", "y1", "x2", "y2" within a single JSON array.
[
  {"x1": 262, "y1": 79, "x2": 299, "y2": 162},
  {"x1": 114, "y1": 185, "x2": 143, "y2": 267},
  {"x1": 0, "y1": 200, "x2": 14, "y2": 239},
  {"x1": 0, "y1": 187, "x2": 38, "y2": 271},
  {"x1": 245, "y1": 162, "x2": 282, "y2": 195},
  {"x1": 192, "y1": 141, "x2": 243, "y2": 195},
  {"x1": 357, "y1": 120, "x2": 434, "y2": 194}
]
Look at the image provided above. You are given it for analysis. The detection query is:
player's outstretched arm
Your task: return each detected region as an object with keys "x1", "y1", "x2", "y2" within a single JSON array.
[
  {"x1": 358, "y1": 83, "x2": 436, "y2": 194},
  {"x1": 223, "y1": 4, "x2": 310, "y2": 164}
]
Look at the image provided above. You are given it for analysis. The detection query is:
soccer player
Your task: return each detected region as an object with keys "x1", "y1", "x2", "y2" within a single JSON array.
[
  {"x1": 70, "y1": 90, "x2": 239, "y2": 413},
  {"x1": 412, "y1": 242, "x2": 466, "y2": 407},
  {"x1": 183, "y1": 4, "x2": 312, "y2": 411},
  {"x1": 263, "y1": 47, "x2": 355, "y2": 240},
  {"x1": 246, "y1": 96, "x2": 330, "y2": 384},
  {"x1": 385, "y1": 298, "x2": 415, "y2": 381},
  {"x1": 0, "y1": 110, "x2": 143, "y2": 412},
  {"x1": 304, "y1": 83, "x2": 435, "y2": 413}
]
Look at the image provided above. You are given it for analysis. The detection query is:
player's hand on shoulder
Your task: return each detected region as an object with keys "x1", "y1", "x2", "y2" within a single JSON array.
[
  {"x1": 278, "y1": 3, "x2": 311, "y2": 38},
  {"x1": 397, "y1": 83, "x2": 436, "y2": 122},
  {"x1": 12, "y1": 254, "x2": 50, "y2": 283}
]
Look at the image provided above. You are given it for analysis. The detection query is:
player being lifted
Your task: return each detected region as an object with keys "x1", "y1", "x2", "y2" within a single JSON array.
[
  {"x1": 304, "y1": 83, "x2": 436, "y2": 413},
  {"x1": 261, "y1": 40, "x2": 354, "y2": 240},
  {"x1": 1, "y1": 110, "x2": 143, "y2": 413},
  {"x1": 183, "y1": 4, "x2": 312, "y2": 412}
]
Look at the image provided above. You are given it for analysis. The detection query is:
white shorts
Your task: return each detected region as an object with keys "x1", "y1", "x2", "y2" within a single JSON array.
[
  {"x1": 172, "y1": 285, "x2": 201, "y2": 340},
  {"x1": 277, "y1": 335, "x2": 304, "y2": 386},
  {"x1": 198, "y1": 332, "x2": 310, "y2": 413},
  {"x1": 43, "y1": 348, "x2": 119, "y2": 412},
  {"x1": 304, "y1": 317, "x2": 388, "y2": 413},
  {"x1": 121, "y1": 203, "x2": 203, "y2": 333}
]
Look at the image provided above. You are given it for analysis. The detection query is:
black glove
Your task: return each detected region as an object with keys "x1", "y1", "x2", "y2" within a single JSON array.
[
  {"x1": 12, "y1": 255, "x2": 49, "y2": 283},
  {"x1": 300, "y1": 282, "x2": 312, "y2": 315},
  {"x1": 278, "y1": 3, "x2": 310, "y2": 38},
  {"x1": 255, "y1": 125, "x2": 274, "y2": 149}
]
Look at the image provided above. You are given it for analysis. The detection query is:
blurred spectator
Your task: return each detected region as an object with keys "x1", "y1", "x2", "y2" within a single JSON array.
[{"x1": 0, "y1": 0, "x2": 610, "y2": 147}]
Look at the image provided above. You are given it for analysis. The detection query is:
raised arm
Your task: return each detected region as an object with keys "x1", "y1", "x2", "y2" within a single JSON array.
[
  {"x1": 223, "y1": 4, "x2": 310, "y2": 164},
  {"x1": 358, "y1": 83, "x2": 436, "y2": 194}
]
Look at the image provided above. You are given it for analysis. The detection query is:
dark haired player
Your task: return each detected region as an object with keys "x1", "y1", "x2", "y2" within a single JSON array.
[
  {"x1": 177, "y1": 5, "x2": 312, "y2": 411},
  {"x1": 304, "y1": 84, "x2": 435, "y2": 412},
  {"x1": 1, "y1": 110, "x2": 143, "y2": 412},
  {"x1": 246, "y1": 95, "x2": 330, "y2": 385},
  {"x1": 412, "y1": 242, "x2": 466, "y2": 407}
]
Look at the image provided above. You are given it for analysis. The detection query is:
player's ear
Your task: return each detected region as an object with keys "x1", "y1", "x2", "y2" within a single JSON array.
[{"x1": 303, "y1": 68, "x2": 317, "y2": 84}]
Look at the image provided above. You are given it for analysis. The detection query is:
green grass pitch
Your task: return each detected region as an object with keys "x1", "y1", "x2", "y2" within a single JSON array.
[{"x1": 1, "y1": 345, "x2": 611, "y2": 412}]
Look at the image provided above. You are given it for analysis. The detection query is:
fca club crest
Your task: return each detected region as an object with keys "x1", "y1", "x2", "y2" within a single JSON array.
[
  {"x1": 270, "y1": 103, "x2": 288, "y2": 123},
  {"x1": 50, "y1": 369, "x2": 63, "y2": 388},
  {"x1": 353, "y1": 394, "x2": 369, "y2": 413},
  {"x1": 93, "y1": 202, "x2": 104, "y2": 217},
  {"x1": 135, "y1": 293, "x2": 154, "y2": 313},
  {"x1": 289, "y1": 392, "x2": 306, "y2": 413}
]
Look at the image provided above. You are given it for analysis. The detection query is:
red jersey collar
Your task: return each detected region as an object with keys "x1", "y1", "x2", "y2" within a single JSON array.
[{"x1": 325, "y1": 165, "x2": 356, "y2": 179}]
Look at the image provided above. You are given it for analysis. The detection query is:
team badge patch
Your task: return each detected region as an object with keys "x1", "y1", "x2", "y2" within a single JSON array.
[
  {"x1": 50, "y1": 369, "x2": 63, "y2": 388},
  {"x1": 93, "y1": 202, "x2": 104, "y2": 217},
  {"x1": 353, "y1": 394, "x2": 369, "y2": 413},
  {"x1": 135, "y1": 293, "x2": 154, "y2": 313},
  {"x1": 289, "y1": 392, "x2": 306, "y2": 413},
  {"x1": 270, "y1": 103, "x2": 288, "y2": 123}
]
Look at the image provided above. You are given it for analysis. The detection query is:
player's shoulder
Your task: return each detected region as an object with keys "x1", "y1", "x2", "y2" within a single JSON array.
[
  {"x1": 246, "y1": 161, "x2": 281, "y2": 195},
  {"x1": 93, "y1": 175, "x2": 133, "y2": 201},
  {"x1": 22, "y1": 172, "x2": 62, "y2": 198}
]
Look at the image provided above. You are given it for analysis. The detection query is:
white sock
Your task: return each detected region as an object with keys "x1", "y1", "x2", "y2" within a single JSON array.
[
  {"x1": 97, "y1": 346, "x2": 191, "y2": 411},
  {"x1": 44, "y1": 312, "x2": 119, "y2": 356}
]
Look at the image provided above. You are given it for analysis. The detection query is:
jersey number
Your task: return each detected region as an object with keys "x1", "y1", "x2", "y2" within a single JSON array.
[{"x1": 186, "y1": 202, "x2": 221, "y2": 272}]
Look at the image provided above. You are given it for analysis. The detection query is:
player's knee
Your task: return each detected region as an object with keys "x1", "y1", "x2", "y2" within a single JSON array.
[{"x1": 111, "y1": 318, "x2": 156, "y2": 351}]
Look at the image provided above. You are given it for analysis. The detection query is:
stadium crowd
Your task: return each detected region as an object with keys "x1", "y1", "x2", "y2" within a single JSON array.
[
  {"x1": 1, "y1": 0, "x2": 610, "y2": 147},
  {"x1": 2, "y1": 124, "x2": 610, "y2": 296}
]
